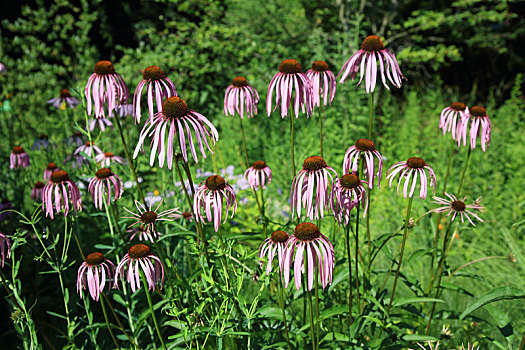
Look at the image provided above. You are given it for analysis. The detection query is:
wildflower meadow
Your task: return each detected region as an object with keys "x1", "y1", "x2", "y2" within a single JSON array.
[{"x1": 1, "y1": 1, "x2": 524, "y2": 349}]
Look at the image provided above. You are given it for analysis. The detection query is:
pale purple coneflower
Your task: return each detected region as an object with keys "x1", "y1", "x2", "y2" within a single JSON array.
[
  {"x1": 181, "y1": 211, "x2": 194, "y2": 221},
  {"x1": 267, "y1": 59, "x2": 313, "y2": 119},
  {"x1": 88, "y1": 168, "x2": 123, "y2": 210},
  {"x1": 42, "y1": 170, "x2": 82, "y2": 219},
  {"x1": 33, "y1": 134, "x2": 53, "y2": 150},
  {"x1": 47, "y1": 89, "x2": 79, "y2": 110},
  {"x1": 123, "y1": 199, "x2": 180, "y2": 243},
  {"x1": 0, "y1": 232, "x2": 11, "y2": 267},
  {"x1": 115, "y1": 244, "x2": 165, "y2": 292},
  {"x1": 75, "y1": 142, "x2": 102, "y2": 157},
  {"x1": 0, "y1": 63, "x2": 6, "y2": 75},
  {"x1": 224, "y1": 76, "x2": 259, "y2": 119},
  {"x1": 282, "y1": 223, "x2": 334, "y2": 291},
  {"x1": 440, "y1": 102, "x2": 468, "y2": 140},
  {"x1": 258, "y1": 230, "x2": 289, "y2": 275},
  {"x1": 31, "y1": 181, "x2": 45, "y2": 202},
  {"x1": 338, "y1": 35, "x2": 406, "y2": 93},
  {"x1": 306, "y1": 60, "x2": 337, "y2": 107},
  {"x1": 88, "y1": 117, "x2": 113, "y2": 131},
  {"x1": 244, "y1": 160, "x2": 272, "y2": 190},
  {"x1": 134, "y1": 96, "x2": 218, "y2": 167},
  {"x1": 291, "y1": 156, "x2": 337, "y2": 220},
  {"x1": 10, "y1": 146, "x2": 30, "y2": 169},
  {"x1": 0, "y1": 199, "x2": 12, "y2": 222},
  {"x1": 43, "y1": 162, "x2": 59, "y2": 181},
  {"x1": 85, "y1": 60, "x2": 129, "y2": 119},
  {"x1": 331, "y1": 174, "x2": 368, "y2": 225},
  {"x1": 76, "y1": 252, "x2": 115, "y2": 301},
  {"x1": 115, "y1": 103, "x2": 133, "y2": 118},
  {"x1": 457, "y1": 106, "x2": 491, "y2": 152},
  {"x1": 342, "y1": 138, "x2": 383, "y2": 189},
  {"x1": 194, "y1": 175, "x2": 237, "y2": 232},
  {"x1": 411, "y1": 341, "x2": 440, "y2": 350},
  {"x1": 95, "y1": 152, "x2": 126, "y2": 167},
  {"x1": 386, "y1": 157, "x2": 437, "y2": 199},
  {"x1": 431, "y1": 192, "x2": 484, "y2": 226},
  {"x1": 458, "y1": 343, "x2": 479, "y2": 350},
  {"x1": 133, "y1": 66, "x2": 177, "y2": 124},
  {"x1": 64, "y1": 153, "x2": 90, "y2": 169}
]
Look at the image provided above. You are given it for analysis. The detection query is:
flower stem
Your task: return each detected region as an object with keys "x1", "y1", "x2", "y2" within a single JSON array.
[
  {"x1": 113, "y1": 115, "x2": 146, "y2": 204},
  {"x1": 426, "y1": 222, "x2": 455, "y2": 333},
  {"x1": 140, "y1": 272, "x2": 166, "y2": 350},
  {"x1": 278, "y1": 276, "x2": 292, "y2": 350},
  {"x1": 386, "y1": 196, "x2": 414, "y2": 315},
  {"x1": 289, "y1": 114, "x2": 296, "y2": 177},
  {"x1": 318, "y1": 104, "x2": 324, "y2": 158},
  {"x1": 307, "y1": 283, "x2": 316, "y2": 350},
  {"x1": 456, "y1": 145, "x2": 472, "y2": 196},
  {"x1": 100, "y1": 295, "x2": 121, "y2": 350},
  {"x1": 355, "y1": 204, "x2": 361, "y2": 313},
  {"x1": 345, "y1": 224, "x2": 353, "y2": 324},
  {"x1": 368, "y1": 92, "x2": 374, "y2": 139},
  {"x1": 259, "y1": 172, "x2": 267, "y2": 235},
  {"x1": 239, "y1": 117, "x2": 249, "y2": 169},
  {"x1": 315, "y1": 267, "x2": 320, "y2": 350}
]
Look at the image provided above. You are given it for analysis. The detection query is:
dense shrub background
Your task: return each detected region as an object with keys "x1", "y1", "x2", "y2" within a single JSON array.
[{"x1": 1, "y1": 0, "x2": 524, "y2": 349}]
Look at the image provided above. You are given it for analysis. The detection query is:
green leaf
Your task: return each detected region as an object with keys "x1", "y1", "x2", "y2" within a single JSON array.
[
  {"x1": 392, "y1": 297, "x2": 445, "y2": 307},
  {"x1": 320, "y1": 305, "x2": 347, "y2": 320},
  {"x1": 256, "y1": 306, "x2": 283, "y2": 319},
  {"x1": 460, "y1": 286, "x2": 525, "y2": 320},
  {"x1": 402, "y1": 334, "x2": 439, "y2": 342}
]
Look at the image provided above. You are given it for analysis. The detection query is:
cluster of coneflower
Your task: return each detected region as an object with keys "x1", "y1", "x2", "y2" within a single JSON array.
[{"x1": 1, "y1": 33, "x2": 492, "y2": 349}]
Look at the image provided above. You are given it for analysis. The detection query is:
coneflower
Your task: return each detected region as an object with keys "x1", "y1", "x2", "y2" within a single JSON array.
[
  {"x1": 457, "y1": 106, "x2": 491, "y2": 152},
  {"x1": 88, "y1": 168, "x2": 123, "y2": 210},
  {"x1": 258, "y1": 230, "x2": 289, "y2": 275},
  {"x1": 115, "y1": 244, "x2": 165, "y2": 292},
  {"x1": 342, "y1": 138, "x2": 383, "y2": 189},
  {"x1": 47, "y1": 89, "x2": 79, "y2": 110},
  {"x1": 10, "y1": 146, "x2": 30, "y2": 169},
  {"x1": 194, "y1": 175, "x2": 237, "y2": 232},
  {"x1": 224, "y1": 77, "x2": 259, "y2": 119},
  {"x1": 386, "y1": 157, "x2": 437, "y2": 199},
  {"x1": 306, "y1": 60, "x2": 337, "y2": 107},
  {"x1": 331, "y1": 173, "x2": 368, "y2": 225},
  {"x1": 31, "y1": 181, "x2": 45, "y2": 202},
  {"x1": 123, "y1": 199, "x2": 179, "y2": 242},
  {"x1": 43, "y1": 162, "x2": 59, "y2": 181},
  {"x1": 76, "y1": 252, "x2": 115, "y2": 301},
  {"x1": 244, "y1": 161, "x2": 272, "y2": 190},
  {"x1": 95, "y1": 152, "x2": 126, "y2": 167},
  {"x1": 440, "y1": 102, "x2": 468, "y2": 140},
  {"x1": 0, "y1": 232, "x2": 11, "y2": 267},
  {"x1": 42, "y1": 170, "x2": 82, "y2": 219}
]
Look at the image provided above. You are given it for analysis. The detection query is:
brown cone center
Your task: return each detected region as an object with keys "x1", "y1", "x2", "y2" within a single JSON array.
[
  {"x1": 182, "y1": 212, "x2": 192, "y2": 219},
  {"x1": 50, "y1": 170, "x2": 70, "y2": 183},
  {"x1": 355, "y1": 138, "x2": 375, "y2": 151},
  {"x1": 294, "y1": 223, "x2": 321, "y2": 241},
  {"x1": 361, "y1": 35, "x2": 384, "y2": 51},
  {"x1": 128, "y1": 244, "x2": 151, "y2": 259},
  {"x1": 311, "y1": 60, "x2": 329, "y2": 72},
  {"x1": 303, "y1": 156, "x2": 327, "y2": 171},
  {"x1": 104, "y1": 152, "x2": 114, "y2": 158},
  {"x1": 450, "y1": 102, "x2": 466, "y2": 111},
  {"x1": 232, "y1": 77, "x2": 248, "y2": 87},
  {"x1": 143, "y1": 66, "x2": 165, "y2": 81},
  {"x1": 162, "y1": 96, "x2": 189, "y2": 119},
  {"x1": 271, "y1": 230, "x2": 289, "y2": 243},
  {"x1": 34, "y1": 181, "x2": 45, "y2": 189},
  {"x1": 39, "y1": 134, "x2": 49, "y2": 140},
  {"x1": 340, "y1": 174, "x2": 361, "y2": 189},
  {"x1": 60, "y1": 89, "x2": 71, "y2": 98},
  {"x1": 13, "y1": 146, "x2": 25, "y2": 154},
  {"x1": 470, "y1": 106, "x2": 487, "y2": 117},
  {"x1": 141, "y1": 211, "x2": 158, "y2": 224},
  {"x1": 46, "y1": 163, "x2": 58, "y2": 171},
  {"x1": 85, "y1": 252, "x2": 105, "y2": 266},
  {"x1": 94, "y1": 61, "x2": 115, "y2": 75},
  {"x1": 252, "y1": 160, "x2": 267, "y2": 169},
  {"x1": 279, "y1": 59, "x2": 302, "y2": 74},
  {"x1": 451, "y1": 200, "x2": 466, "y2": 212},
  {"x1": 407, "y1": 157, "x2": 426, "y2": 169},
  {"x1": 96, "y1": 168, "x2": 112, "y2": 179},
  {"x1": 206, "y1": 175, "x2": 226, "y2": 190}
]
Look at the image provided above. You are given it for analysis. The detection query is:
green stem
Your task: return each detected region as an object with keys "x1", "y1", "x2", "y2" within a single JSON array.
[
  {"x1": 289, "y1": 114, "x2": 296, "y2": 177},
  {"x1": 345, "y1": 224, "x2": 353, "y2": 324},
  {"x1": 315, "y1": 267, "x2": 320, "y2": 350},
  {"x1": 457, "y1": 146, "x2": 472, "y2": 196},
  {"x1": 259, "y1": 171, "x2": 267, "y2": 235},
  {"x1": 278, "y1": 275, "x2": 292, "y2": 350},
  {"x1": 368, "y1": 92, "x2": 374, "y2": 139},
  {"x1": 318, "y1": 104, "x2": 324, "y2": 158},
  {"x1": 102, "y1": 294, "x2": 138, "y2": 349},
  {"x1": 140, "y1": 272, "x2": 167, "y2": 350},
  {"x1": 113, "y1": 115, "x2": 146, "y2": 204},
  {"x1": 447, "y1": 256, "x2": 506, "y2": 282},
  {"x1": 426, "y1": 223, "x2": 455, "y2": 333},
  {"x1": 386, "y1": 196, "x2": 414, "y2": 315},
  {"x1": 101, "y1": 296, "x2": 120, "y2": 350},
  {"x1": 355, "y1": 204, "x2": 361, "y2": 313},
  {"x1": 307, "y1": 282, "x2": 316, "y2": 350},
  {"x1": 239, "y1": 117, "x2": 249, "y2": 169}
]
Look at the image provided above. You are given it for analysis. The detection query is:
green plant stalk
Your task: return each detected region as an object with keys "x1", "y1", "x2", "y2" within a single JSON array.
[
  {"x1": 80, "y1": 296, "x2": 99, "y2": 348},
  {"x1": 456, "y1": 146, "x2": 472, "y2": 196},
  {"x1": 102, "y1": 294, "x2": 138, "y2": 349},
  {"x1": 426, "y1": 223, "x2": 453, "y2": 294},
  {"x1": 259, "y1": 171, "x2": 267, "y2": 235},
  {"x1": 278, "y1": 275, "x2": 293, "y2": 350},
  {"x1": 60, "y1": 216, "x2": 76, "y2": 346},
  {"x1": 140, "y1": 272, "x2": 167, "y2": 350},
  {"x1": 355, "y1": 203, "x2": 361, "y2": 313},
  {"x1": 446, "y1": 256, "x2": 506, "y2": 282},
  {"x1": 306, "y1": 281, "x2": 316, "y2": 350},
  {"x1": 426, "y1": 223, "x2": 456, "y2": 333},
  {"x1": 429, "y1": 140, "x2": 455, "y2": 289},
  {"x1": 289, "y1": 113, "x2": 296, "y2": 177},
  {"x1": 315, "y1": 267, "x2": 320, "y2": 350},
  {"x1": 318, "y1": 104, "x2": 324, "y2": 158},
  {"x1": 113, "y1": 115, "x2": 146, "y2": 204},
  {"x1": 100, "y1": 295, "x2": 121, "y2": 350},
  {"x1": 345, "y1": 224, "x2": 353, "y2": 323},
  {"x1": 368, "y1": 91, "x2": 374, "y2": 139},
  {"x1": 386, "y1": 196, "x2": 414, "y2": 315}
]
